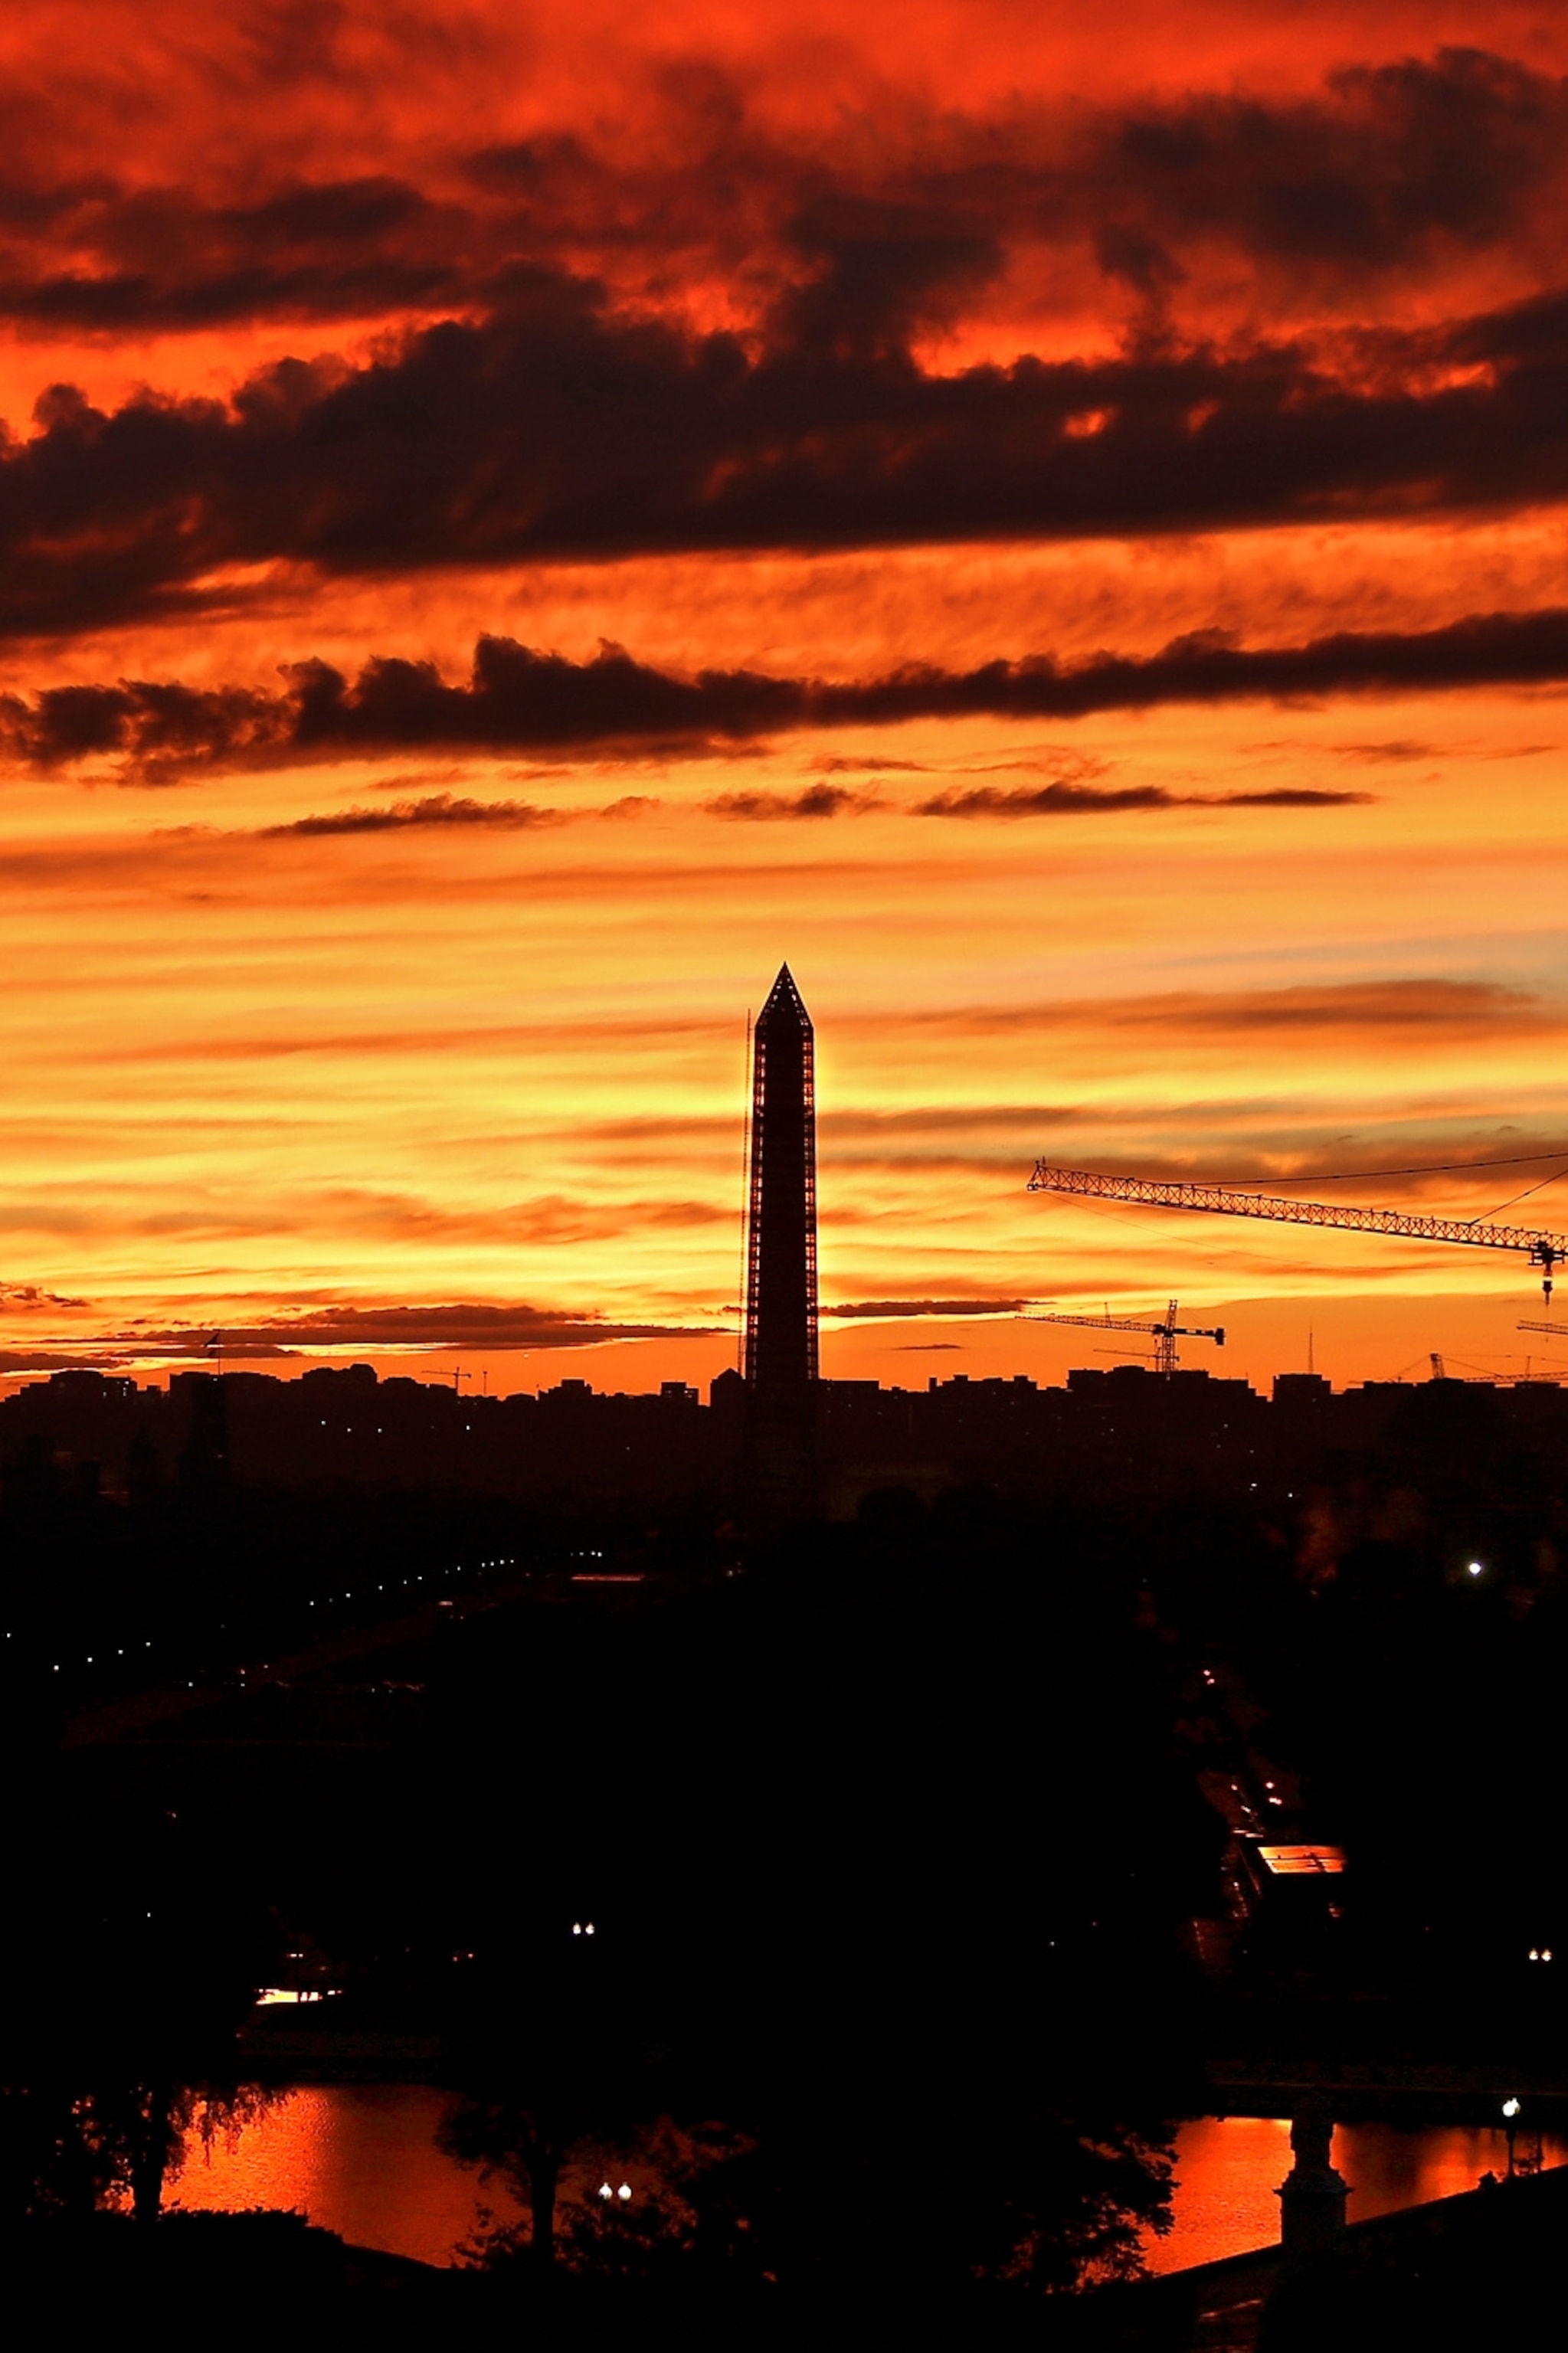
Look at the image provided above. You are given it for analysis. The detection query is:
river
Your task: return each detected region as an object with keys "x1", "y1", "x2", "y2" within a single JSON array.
[
  {"x1": 1140, "y1": 2112, "x2": 1567, "y2": 2272},
  {"x1": 165, "y1": 2090, "x2": 1567, "y2": 2271}
]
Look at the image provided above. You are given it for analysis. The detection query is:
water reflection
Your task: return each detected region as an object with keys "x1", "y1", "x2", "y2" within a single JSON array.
[
  {"x1": 170, "y1": 2090, "x2": 1566, "y2": 2273},
  {"x1": 169, "y1": 2085, "x2": 522, "y2": 2268},
  {"x1": 1142, "y1": 2116, "x2": 1568, "y2": 2273}
]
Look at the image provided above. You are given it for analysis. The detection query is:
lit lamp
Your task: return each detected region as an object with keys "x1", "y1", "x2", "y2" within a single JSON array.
[{"x1": 1498, "y1": 2096, "x2": 1543, "y2": 2178}]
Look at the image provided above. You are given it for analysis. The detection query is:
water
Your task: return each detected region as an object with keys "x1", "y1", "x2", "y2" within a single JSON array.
[
  {"x1": 169, "y1": 2090, "x2": 1566, "y2": 2271},
  {"x1": 168, "y1": 2085, "x2": 522, "y2": 2267},
  {"x1": 1142, "y1": 2114, "x2": 1568, "y2": 2273}
]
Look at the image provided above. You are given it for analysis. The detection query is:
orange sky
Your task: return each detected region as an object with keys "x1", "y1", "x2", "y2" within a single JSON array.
[{"x1": 3, "y1": 2, "x2": 1567, "y2": 1395}]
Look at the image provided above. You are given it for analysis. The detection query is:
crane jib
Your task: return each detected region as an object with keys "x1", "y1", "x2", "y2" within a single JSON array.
[{"x1": 1026, "y1": 1163, "x2": 1568, "y2": 1270}]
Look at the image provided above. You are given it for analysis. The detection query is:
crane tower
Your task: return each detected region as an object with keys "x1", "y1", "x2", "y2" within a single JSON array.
[
  {"x1": 1030, "y1": 1298, "x2": 1225, "y2": 1375},
  {"x1": 1028, "y1": 1163, "x2": 1568, "y2": 1304}
]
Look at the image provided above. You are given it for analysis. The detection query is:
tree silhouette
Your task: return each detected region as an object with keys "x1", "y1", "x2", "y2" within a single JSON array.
[
  {"x1": 2, "y1": 1778, "x2": 272, "y2": 2232},
  {"x1": 439, "y1": 1923, "x2": 653, "y2": 2271}
]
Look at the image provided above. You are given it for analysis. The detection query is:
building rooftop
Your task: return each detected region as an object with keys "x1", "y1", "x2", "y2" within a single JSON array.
[{"x1": 1258, "y1": 1843, "x2": 1346, "y2": 1877}]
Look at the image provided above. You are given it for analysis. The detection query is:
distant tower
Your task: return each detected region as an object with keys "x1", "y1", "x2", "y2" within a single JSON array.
[
  {"x1": 745, "y1": 965, "x2": 819, "y2": 1392},
  {"x1": 175, "y1": 1370, "x2": 231, "y2": 1500}
]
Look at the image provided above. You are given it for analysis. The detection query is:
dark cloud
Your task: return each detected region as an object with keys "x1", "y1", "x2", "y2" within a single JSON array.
[
  {"x1": 1118, "y1": 979, "x2": 1546, "y2": 1036},
  {"x1": 1100, "y1": 48, "x2": 1565, "y2": 273},
  {"x1": 0, "y1": 48, "x2": 1558, "y2": 344},
  {"x1": 263, "y1": 792, "x2": 562, "y2": 836},
  {"x1": 0, "y1": 1350, "x2": 119, "y2": 1376},
  {"x1": 1331, "y1": 739, "x2": 1440, "y2": 762},
  {"x1": 912, "y1": 781, "x2": 1369, "y2": 816},
  {"x1": 8, "y1": 248, "x2": 1568, "y2": 633},
  {"x1": 1225, "y1": 789, "x2": 1373, "y2": 807},
  {"x1": 0, "y1": 677, "x2": 279, "y2": 772},
  {"x1": 13, "y1": 605, "x2": 1568, "y2": 781},
  {"x1": 771, "y1": 190, "x2": 1005, "y2": 360},
  {"x1": 1064, "y1": 978, "x2": 1534, "y2": 1044},
  {"x1": 811, "y1": 754, "x2": 929, "y2": 772},
  {"x1": 770, "y1": 49, "x2": 1568, "y2": 334},
  {"x1": 1229, "y1": 788, "x2": 1372, "y2": 807},
  {"x1": 915, "y1": 781, "x2": 1181, "y2": 815},
  {"x1": 705, "y1": 783, "x2": 879, "y2": 820},
  {"x1": 252, "y1": 775, "x2": 1357, "y2": 837},
  {"x1": 880, "y1": 978, "x2": 1556, "y2": 1054},
  {"x1": 0, "y1": 639, "x2": 787, "y2": 777},
  {"x1": 228, "y1": 1300, "x2": 718, "y2": 1349},
  {"x1": 21, "y1": 1300, "x2": 725, "y2": 1369},
  {"x1": 821, "y1": 1105, "x2": 1085, "y2": 1137},
  {"x1": 1095, "y1": 221, "x2": 1185, "y2": 308},
  {"x1": 826, "y1": 1298, "x2": 1030, "y2": 1318},
  {"x1": 0, "y1": 156, "x2": 475, "y2": 330}
]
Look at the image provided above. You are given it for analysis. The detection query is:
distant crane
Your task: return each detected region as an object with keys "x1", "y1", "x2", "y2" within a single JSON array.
[
  {"x1": 1030, "y1": 1298, "x2": 1225, "y2": 1376},
  {"x1": 1028, "y1": 1163, "x2": 1568, "y2": 1304}
]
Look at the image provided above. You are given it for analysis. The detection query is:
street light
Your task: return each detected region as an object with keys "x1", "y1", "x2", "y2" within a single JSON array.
[{"x1": 1503, "y1": 2096, "x2": 1521, "y2": 2177}]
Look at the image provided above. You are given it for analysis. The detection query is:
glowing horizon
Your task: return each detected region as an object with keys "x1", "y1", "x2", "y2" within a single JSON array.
[{"x1": 3, "y1": 5, "x2": 1567, "y2": 1398}]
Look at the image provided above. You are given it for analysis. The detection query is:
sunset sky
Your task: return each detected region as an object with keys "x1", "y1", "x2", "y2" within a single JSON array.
[{"x1": 5, "y1": 0, "x2": 1568, "y2": 1396}]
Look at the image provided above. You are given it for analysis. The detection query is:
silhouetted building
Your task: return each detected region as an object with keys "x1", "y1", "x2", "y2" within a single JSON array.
[
  {"x1": 174, "y1": 1370, "x2": 230, "y2": 1496},
  {"x1": 745, "y1": 964, "x2": 819, "y2": 1390},
  {"x1": 126, "y1": 1422, "x2": 160, "y2": 1507},
  {"x1": 742, "y1": 964, "x2": 819, "y2": 1515},
  {"x1": 12, "y1": 1344, "x2": 1568, "y2": 1520}
]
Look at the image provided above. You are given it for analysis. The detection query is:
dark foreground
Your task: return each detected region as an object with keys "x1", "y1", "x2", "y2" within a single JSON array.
[
  {"x1": 24, "y1": 2162, "x2": 1568, "y2": 2352},
  {"x1": 8, "y1": 1366, "x2": 1568, "y2": 2344}
]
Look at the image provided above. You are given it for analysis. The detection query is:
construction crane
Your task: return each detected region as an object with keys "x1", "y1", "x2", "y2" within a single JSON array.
[
  {"x1": 1028, "y1": 1163, "x2": 1568, "y2": 1304},
  {"x1": 1030, "y1": 1298, "x2": 1225, "y2": 1376}
]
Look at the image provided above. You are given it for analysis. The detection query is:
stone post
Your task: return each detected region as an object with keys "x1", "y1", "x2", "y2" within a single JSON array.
[{"x1": 1277, "y1": 2095, "x2": 1350, "y2": 2255}]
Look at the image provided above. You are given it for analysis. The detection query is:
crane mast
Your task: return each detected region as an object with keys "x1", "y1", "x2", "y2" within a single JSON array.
[
  {"x1": 1030, "y1": 1298, "x2": 1225, "y2": 1375},
  {"x1": 1027, "y1": 1163, "x2": 1568, "y2": 1303}
]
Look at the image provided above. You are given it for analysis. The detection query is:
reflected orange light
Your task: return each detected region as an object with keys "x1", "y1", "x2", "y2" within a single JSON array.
[
  {"x1": 1143, "y1": 2117, "x2": 1568, "y2": 2274},
  {"x1": 0, "y1": 5, "x2": 1562, "y2": 1390},
  {"x1": 1256, "y1": 1845, "x2": 1346, "y2": 1877},
  {"x1": 169, "y1": 2086, "x2": 522, "y2": 2268}
]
